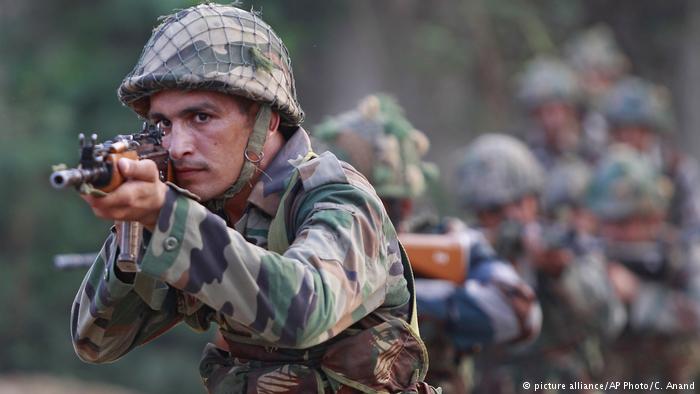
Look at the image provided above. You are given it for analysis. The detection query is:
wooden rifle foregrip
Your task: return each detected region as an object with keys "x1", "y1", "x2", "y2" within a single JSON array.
[
  {"x1": 100, "y1": 151, "x2": 139, "y2": 193},
  {"x1": 116, "y1": 221, "x2": 142, "y2": 273},
  {"x1": 108, "y1": 147, "x2": 167, "y2": 273}
]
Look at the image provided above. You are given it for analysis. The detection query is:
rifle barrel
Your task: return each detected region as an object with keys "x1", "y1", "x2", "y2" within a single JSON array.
[
  {"x1": 53, "y1": 253, "x2": 99, "y2": 270},
  {"x1": 50, "y1": 167, "x2": 108, "y2": 189}
]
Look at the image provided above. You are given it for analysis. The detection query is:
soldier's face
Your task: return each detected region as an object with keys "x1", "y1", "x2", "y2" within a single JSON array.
[
  {"x1": 612, "y1": 125, "x2": 656, "y2": 153},
  {"x1": 600, "y1": 214, "x2": 664, "y2": 242},
  {"x1": 478, "y1": 195, "x2": 540, "y2": 230},
  {"x1": 534, "y1": 102, "x2": 580, "y2": 151},
  {"x1": 149, "y1": 89, "x2": 257, "y2": 201},
  {"x1": 581, "y1": 69, "x2": 615, "y2": 99},
  {"x1": 477, "y1": 195, "x2": 540, "y2": 250}
]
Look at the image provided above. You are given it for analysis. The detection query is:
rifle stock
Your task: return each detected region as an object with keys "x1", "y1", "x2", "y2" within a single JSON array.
[{"x1": 399, "y1": 233, "x2": 468, "y2": 284}]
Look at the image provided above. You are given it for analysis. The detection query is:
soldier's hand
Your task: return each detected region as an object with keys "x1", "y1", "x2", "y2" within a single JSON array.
[
  {"x1": 607, "y1": 262, "x2": 639, "y2": 304},
  {"x1": 531, "y1": 247, "x2": 573, "y2": 277},
  {"x1": 81, "y1": 158, "x2": 166, "y2": 231}
]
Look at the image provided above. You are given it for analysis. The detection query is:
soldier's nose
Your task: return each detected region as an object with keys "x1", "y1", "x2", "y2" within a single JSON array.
[{"x1": 167, "y1": 125, "x2": 194, "y2": 160}]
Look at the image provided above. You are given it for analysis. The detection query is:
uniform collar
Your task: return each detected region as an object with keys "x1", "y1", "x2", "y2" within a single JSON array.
[{"x1": 246, "y1": 127, "x2": 312, "y2": 217}]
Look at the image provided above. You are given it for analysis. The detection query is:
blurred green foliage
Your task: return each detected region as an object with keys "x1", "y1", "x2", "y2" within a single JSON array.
[
  {"x1": 0, "y1": 1, "x2": 213, "y2": 392},
  {"x1": 0, "y1": 0, "x2": 693, "y2": 393}
]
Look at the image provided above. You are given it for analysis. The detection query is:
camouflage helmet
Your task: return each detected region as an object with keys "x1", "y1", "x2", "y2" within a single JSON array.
[
  {"x1": 516, "y1": 56, "x2": 581, "y2": 109},
  {"x1": 564, "y1": 24, "x2": 628, "y2": 77},
  {"x1": 118, "y1": 3, "x2": 303, "y2": 127},
  {"x1": 541, "y1": 156, "x2": 591, "y2": 215},
  {"x1": 455, "y1": 133, "x2": 544, "y2": 210},
  {"x1": 314, "y1": 94, "x2": 436, "y2": 199},
  {"x1": 586, "y1": 144, "x2": 672, "y2": 220},
  {"x1": 602, "y1": 77, "x2": 674, "y2": 133}
]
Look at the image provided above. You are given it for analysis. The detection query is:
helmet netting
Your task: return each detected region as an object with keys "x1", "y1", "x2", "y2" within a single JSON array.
[{"x1": 118, "y1": 3, "x2": 303, "y2": 126}]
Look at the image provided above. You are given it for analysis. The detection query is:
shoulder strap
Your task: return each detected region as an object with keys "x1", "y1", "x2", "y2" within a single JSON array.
[
  {"x1": 267, "y1": 151, "x2": 317, "y2": 254},
  {"x1": 399, "y1": 242, "x2": 421, "y2": 336}
]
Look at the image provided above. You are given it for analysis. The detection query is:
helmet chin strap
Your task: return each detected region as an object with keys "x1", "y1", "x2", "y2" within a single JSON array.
[{"x1": 205, "y1": 104, "x2": 272, "y2": 213}]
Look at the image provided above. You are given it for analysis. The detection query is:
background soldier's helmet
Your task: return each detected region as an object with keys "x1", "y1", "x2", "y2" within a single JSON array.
[
  {"x1": 118, "y1": 3, "x2": 303, "y2": 126},
  {"x1": 586, "y1": 144, "x2": 672, "y2": 220},
  {"x1": 541, "y1": 157, "x2": 592, "y2": 215},
  {"x1": 602, "y1": 77, "x2": 673, "y2": 133},
  {"x1": 516, "y1": 56, "x2": 581, "y2": 110},
  {"x1": 564, "y1": 24, "x2": 628, "y2": 77},
  {"x1": 455, "y1": 133, "x2": 544, "y2": 210},
  {"x1": 314, "y1": 94, "x2": 436, "y2": 199}
]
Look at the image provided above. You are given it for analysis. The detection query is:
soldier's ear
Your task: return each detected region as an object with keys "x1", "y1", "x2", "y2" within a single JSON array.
[{"x1": 268, "y1": 111, "x2": 281, "y2": 134}]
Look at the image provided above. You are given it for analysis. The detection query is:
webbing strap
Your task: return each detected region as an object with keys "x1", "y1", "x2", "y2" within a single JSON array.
[
  {"x1": 398, "y1": 243, "x2": 421, "y2": 335},
  {"x1": 207, "y1": 104, "x2": 272, "y2": 212}
]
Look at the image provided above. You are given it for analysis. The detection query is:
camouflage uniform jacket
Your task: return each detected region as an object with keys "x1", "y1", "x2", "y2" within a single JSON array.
[
  {"x1": 71, "y1": 129, "x2": 432, "y2": 393},
  {"x1": 656, "y1": 144, "x2": 700, "y2": 234},
  {"x1": 473, "y1": 228, "x2": 624, "y2": 393},
  {"x1": 518, "y1": 242, "x2": 624, "y2": 386},
  {"x1": 415, "y1": 221, "x2": 541, "y2": 351},
  {"x1": 605, "y1": 235, "x2": 700, "y2": 387},
  {"x1": 414, "y1": 220, "x2": 541, "y2": 393}
]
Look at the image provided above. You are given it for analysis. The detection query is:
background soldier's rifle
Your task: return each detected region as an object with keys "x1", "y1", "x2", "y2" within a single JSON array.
[
  {"x1": 50, "y1": 123, "x2": 172, "y2": 272},
  {"x1": 399, "y1": 233, "x2": 468, "y2": 284}
]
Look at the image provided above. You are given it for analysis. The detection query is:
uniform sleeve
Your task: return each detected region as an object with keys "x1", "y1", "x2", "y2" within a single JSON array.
[
  {"x1": 627, "y1": 252, "x2": 700, "y2": 333},
  {"x1": 137, "y1": 184, "x2": 403, "y2": 349},
  {"x1": 549, "y1": 252, "x2": 627, "y2": 339},
  {"x1": 416, "y1": 231, "x2": 542, "y2": 351},
  {"x1": 672, "y1": 156, "x2": 700, "y2": 232},
  {"x1": 71, "y1": 228, "x2": 183, "y2": 363}
]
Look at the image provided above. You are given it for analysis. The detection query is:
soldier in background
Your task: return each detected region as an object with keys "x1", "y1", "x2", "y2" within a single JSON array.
[
  {"x1": 602, "y1": 77, "x2": 700, "y2": 233},
  {"x1": 564, "y1": 24, "x2": 630, "y2": 149},
  {"x1": 565, "y1": 25, "x2": 630, "y2": 111},
  {"x1": 517, "y1": 56, "x2": 603, "y2": 169},
  {"x1": 314, "y1": 95, "x2": 542, "y2": 393},
  {"x1": 586, "y1": 146, "x2": 700, "y2": 391},
  {"x1": 455, "y1": 134, "x2": 620, "y2": 393},
  {"x1": 314, "y1": 94, "x2": 438, "y2": 233},
  {"x1": 540, "y1": 157, "x2": 595, "y2": 242},
  {"x1": 70, "y1": 5, "x2": 437, "y2": 393},
  {"x1": 539, "y1": 157, "x2": 628, "y2": 375}
]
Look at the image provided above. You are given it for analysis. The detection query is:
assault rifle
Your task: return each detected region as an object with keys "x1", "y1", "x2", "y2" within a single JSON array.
[
  {"x1": 50, "y1": 123, "x2": 172, "y2": 273},
  {"x1": 54, "y1": 234, "x2": 472, "y2": 280}
]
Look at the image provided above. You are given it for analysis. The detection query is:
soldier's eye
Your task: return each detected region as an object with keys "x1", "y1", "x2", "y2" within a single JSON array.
[
  {"x1": 194, "y1": 113, "x2": 210, "y2": 123},
  {"x1": 156, "y1": 119, "x2": 172, "y2": 131}
]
